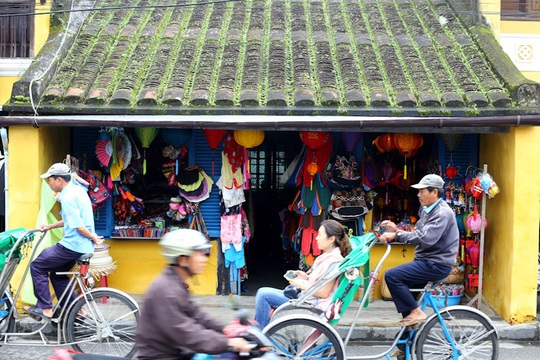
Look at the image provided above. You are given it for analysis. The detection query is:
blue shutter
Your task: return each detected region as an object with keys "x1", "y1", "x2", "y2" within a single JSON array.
[
  {"x1": 189, "y1": 129, "x2": 223, "y2": 238},
  {"x1": 438, "y1": 134, "x2": 479, "y2": 182},
  {"x1": 71, "y1": 128, "x2": 114, "y2": 236}
]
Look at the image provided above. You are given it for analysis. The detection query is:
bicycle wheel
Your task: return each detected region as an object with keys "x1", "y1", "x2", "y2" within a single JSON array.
[
  {"x1": 415, "y1": 309, "x2": 499, "y2": 360},
  {"x1": 0, "y1": 292, "x2": 15, "y2": 342},
  {"x1": 64, "y1": 290, "x2": 139, "y2": 358},
  {"x1": 264, "y1": 317, "x2": 344, "y2": 360}
]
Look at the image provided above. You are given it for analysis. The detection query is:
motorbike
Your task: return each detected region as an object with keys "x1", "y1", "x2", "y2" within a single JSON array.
[{"x1": 49, "y1": 302, "x2": 278, "y2": 360}]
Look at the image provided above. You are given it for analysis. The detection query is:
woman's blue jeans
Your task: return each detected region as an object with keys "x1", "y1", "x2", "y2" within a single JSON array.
[{"x1": 254, "y1": 287, "x2": 289, "y2": 328}]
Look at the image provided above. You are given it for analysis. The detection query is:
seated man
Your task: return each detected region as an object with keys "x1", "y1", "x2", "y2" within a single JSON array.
[
  {"x1": 24, "y1": 163, "x2": 103, "y2": 320},
  {"x1": 136, "y1": 229, "x2": 252, "y2": 360}
]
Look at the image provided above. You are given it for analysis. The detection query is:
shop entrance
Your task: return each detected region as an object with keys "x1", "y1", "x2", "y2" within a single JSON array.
[{"x1": 244, "y1": 132, "x2": 302, "y2": 295}]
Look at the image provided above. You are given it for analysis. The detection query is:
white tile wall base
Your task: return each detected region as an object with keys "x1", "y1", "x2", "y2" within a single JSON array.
[
  {"x1": 500, "y1": 34, "x2": 540, "y2": 72},
  {"x1": 0, "y1": 59, "x2": 33, "y2": 77}
]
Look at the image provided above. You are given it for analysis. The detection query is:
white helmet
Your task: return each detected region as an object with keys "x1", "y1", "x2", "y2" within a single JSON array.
[{"x1": 159, "y1": 229, "x2": 212, "y2": 264}]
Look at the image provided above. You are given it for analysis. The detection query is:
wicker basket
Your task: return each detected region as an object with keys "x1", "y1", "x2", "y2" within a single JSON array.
[
  {"x1": 443, "y1": 266, "x2": 465, "y2": 284},
  {"x1": 357, "y1": 285, "x2": 375, "y2": 303}
]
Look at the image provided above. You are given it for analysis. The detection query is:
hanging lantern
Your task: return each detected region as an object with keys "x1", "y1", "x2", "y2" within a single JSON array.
[
  {"x1": 393, "y1": 133, "x2": 423, "y2": 180},
  {"x1": 441, "y1": 134, "x2": 463, "y2": 153},
  {"x1": 372, "y1": 134, "x2": 395, "y2": 153},
  {"x1": 162, "y1": 129, "x2": 192, "y2": 148},
  {"x1": 162, "y1": 129, "x2": 193, "y2": 176},
  {"x1": 203, "y1": 129, "x2": 227, "y2": 149},
  {"x1": 203, "y1": 129, "x2": 227, "y2": 176},
  {"x1": 135, "y1": 128, "x2": 159, "y2": 175},
  {"x1": 233, "y1": 130, "x2": 265, "y2": 149},
  {"x1": 300, "y1": 131, "x2": 330, "y2": 150},
  {"x1": 307, "y1": 161, "x2": 318, "y2": 189},
  {"x1": 382, "y1": 162, "x2": 395, "y2": 204},
  {"x1": 445, "y1": 165, "x2": 459, "y2": 180},
  {"x1": 467, "y1": 241, "x2": 481, "y2": 268},
  {"x1": 340, "y1": 132, "x2": 362, "y2": 152},
  {"x1": 466, "y1": 209, "x2": 488, "y2": 234}
]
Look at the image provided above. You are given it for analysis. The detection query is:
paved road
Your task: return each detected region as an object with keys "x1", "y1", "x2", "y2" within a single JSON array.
[{"x1": 1, "y1": 341, "x2": 539, "y2": 360}]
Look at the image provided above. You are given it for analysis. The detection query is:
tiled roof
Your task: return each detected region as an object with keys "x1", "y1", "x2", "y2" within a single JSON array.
[{"x1": 7, "y1": 0, "x2": 540, "y2": 116}]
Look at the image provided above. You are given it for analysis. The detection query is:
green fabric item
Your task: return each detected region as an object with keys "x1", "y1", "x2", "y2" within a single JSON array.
[
  {"x1": 329, "y1": 233, "x2": 375, "y2": 326},
  {"x1": 21, "y1": 180, "x2": 63, "y2": 305}
]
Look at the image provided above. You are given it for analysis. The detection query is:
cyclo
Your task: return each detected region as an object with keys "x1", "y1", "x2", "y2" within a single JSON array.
[
  {"x1": 262, "y1": 232, "x2": 499, "y2": 360},
  {"x1": 0, "y1": 228, "x2": 139, "y2": 358}
]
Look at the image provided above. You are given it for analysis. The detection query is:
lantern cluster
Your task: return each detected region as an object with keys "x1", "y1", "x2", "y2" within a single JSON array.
[{"x1": 372, "y1": 133, "x2": 423, "y2": 179}]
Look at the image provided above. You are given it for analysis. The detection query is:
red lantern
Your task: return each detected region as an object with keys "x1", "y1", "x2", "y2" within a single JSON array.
[
  {"x1": 393, "y1": 133, "x2": 423, "y2": 180},
  {"x1": 372, "y1": 134, "x2": 394, "y2": 153},
  {"x1": 445, "y1": 165, "x2": 459, "y2": 180},
  {"x1": 467, "y1": 241, "x2": 480, "y2": 268},
  {"x1": 300, "y1": 131, "x2": 330, "y2": 149},
  {"x1": 203, "y1": 129, "x2": 227, "y2": 175}
]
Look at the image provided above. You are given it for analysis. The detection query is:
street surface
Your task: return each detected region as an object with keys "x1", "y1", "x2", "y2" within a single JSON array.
[{"x1": 0, "y1": 340, "x2": 539, "y2": 359}]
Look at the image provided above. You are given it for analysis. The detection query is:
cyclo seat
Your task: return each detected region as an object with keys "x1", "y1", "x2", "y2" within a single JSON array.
[
  {"x1": 75, "y1": 253, "x2": 94, "y2": 263},
  {"x1": 272, "y1": 232, "x2": 375, "y2": 326}
]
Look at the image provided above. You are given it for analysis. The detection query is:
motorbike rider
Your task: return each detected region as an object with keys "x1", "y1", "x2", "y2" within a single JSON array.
[{"x1": 136, "y1": 229, "x2": 251, "y2": 360}]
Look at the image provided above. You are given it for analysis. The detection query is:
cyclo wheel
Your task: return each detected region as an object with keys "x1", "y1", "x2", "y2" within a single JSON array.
[
  {"x1": 415, "y1": 308, "x2": 499, "y2": 360},
  {"x1": 270, "y1": 302, "x2": 324, "y2": 323},
  {"x1": 64, "y1": 289, "x2": 139, "y2": 358},
  {"x1": 264, "y1": 316, "x2": 344, "y2": 360},
  {"x1": 0, "y1": 291, "x2": 15, "y2": 341}
]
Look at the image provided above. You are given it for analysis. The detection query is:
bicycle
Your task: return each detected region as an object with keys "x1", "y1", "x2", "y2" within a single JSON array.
[
  {"x1": 262, "y1": 233, "x2": 499, "y2": 360},
  {"x1": 0, "y1": 228, "x2": 139, "y2": 358}
]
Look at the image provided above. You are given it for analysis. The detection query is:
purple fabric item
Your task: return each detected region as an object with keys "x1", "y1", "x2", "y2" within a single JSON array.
[
  {"x1": 179, "y1": 177, "x2": 209, "y2": 202},
  {"x1": 30, "y1": 243, "x2": 84, "y2": 309}
]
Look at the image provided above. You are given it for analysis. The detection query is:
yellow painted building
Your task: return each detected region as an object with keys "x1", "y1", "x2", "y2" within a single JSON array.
[{"x1": 1, "y1": 0, "x2": 539, "y2": 323}]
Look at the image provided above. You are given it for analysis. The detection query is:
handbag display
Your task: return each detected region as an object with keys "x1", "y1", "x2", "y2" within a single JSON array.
[{"x1": 328, "y1": 187, "x2": 373, "y2": 221}]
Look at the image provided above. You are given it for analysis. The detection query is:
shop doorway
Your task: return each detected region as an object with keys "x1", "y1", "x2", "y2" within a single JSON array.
[{"x1": 244, "y1": 132, "x2": 301, "y2": 294}]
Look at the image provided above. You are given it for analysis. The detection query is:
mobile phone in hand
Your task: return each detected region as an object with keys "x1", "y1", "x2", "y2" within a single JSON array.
[{"x1": 284, "y1": 270, "x2": 297, "y2": 281}]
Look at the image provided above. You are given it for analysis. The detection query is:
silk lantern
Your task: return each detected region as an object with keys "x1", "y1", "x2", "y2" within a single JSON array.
[
  {"x1": 300, "y1": 131, "x2": 330, "y2": 189},
  {"x1": 393, "y1": 133, "x2": 423, "y2": 180},
  {"x1": 233, "y1": 130, "x2": 265, "y2": 149},
  {"x1": 203, "y1": 129, "x2": 227, "y2": 175},
  {"x1": 372, "y1": 134, "x2": 395, "y2": 153}
]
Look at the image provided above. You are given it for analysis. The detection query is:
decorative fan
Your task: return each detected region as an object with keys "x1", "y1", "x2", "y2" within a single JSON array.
[
  {"x1": 95, "y1": 138, "x2": 113, "y2": 168},
  {"x1": 118, "y1": 131, "x2": 132, "y2": 170}
]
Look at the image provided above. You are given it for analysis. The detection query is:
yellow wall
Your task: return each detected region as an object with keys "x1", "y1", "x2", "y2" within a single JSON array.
[
  {"x1": 480, "y1": 0, "x2": 501, "y2": 39},
  {"x1": 9, "y1": 126, "x2": 70, "y2": 297},
  {"x1": 0, "y1": 1, "x2": 50, "y2": 105},
  {"x1": 501, "y1": 21, "x2": 540, "y2": 34},
  {"x1": 369, "y1": 244, "x2": 416, "y2": 299},
  {"x1": 479, "y1": 128, "x2": 540, "y2": 323},
  {"x1": 107, "y1": 241, "x2": 219, "y2": 295},
  {"x1": 500, "y1": 20, "x2": 540, "y2": 82},
  {"x1": 0, "y1": 77, "x2": 20, "y2": 106}
]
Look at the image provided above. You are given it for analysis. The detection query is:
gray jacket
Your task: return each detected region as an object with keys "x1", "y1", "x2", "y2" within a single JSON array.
[
  {"x1": 397, "y1": 200, "x2": 459, "y2": 267},
  {"x1": 136, "y1": 266, "x2": 229, "y2": 360}
]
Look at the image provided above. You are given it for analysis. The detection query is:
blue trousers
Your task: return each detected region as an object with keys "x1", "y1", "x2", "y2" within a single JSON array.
[
  {"x1": 30, "y1": 243, "x2": 83, "y2": 309},
  {"x1": 385, "y1": 258, "x2": 451, "y2": 317},
  {"x1": 254, "y1": 287, "x2": 289, "y2": 329}
]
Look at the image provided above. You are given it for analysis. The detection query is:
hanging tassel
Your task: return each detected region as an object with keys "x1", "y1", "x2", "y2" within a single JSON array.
[
  {"x1": 143, "y1": 149, "x2": 147, "y2": 175},
  {"x1": 211, "y1": 150, "x2": 215, "y2": 176},
  {"x1": 403, "y1": 155, "x2": 408, "y2": 180},
  {"x1": 175, "y1": 158, "x2": 179, "y2": 176}
]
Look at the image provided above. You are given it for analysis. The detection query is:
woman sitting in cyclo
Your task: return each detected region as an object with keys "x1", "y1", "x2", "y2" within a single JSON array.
[{"x1": 254, "y1": 219, "x2": 351, "y2": 328}]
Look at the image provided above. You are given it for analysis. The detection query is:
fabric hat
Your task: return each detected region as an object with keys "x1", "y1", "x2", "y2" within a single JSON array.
[
  {"x1": 40, "y1": 163, "x2": 71, "y2": 178},
  {"x1": 411, "y1": 174, "x2": 445, "y2": 189}
]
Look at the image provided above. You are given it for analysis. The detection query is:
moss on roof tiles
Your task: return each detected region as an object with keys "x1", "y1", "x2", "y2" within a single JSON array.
[{"x1": 8, "y1": 0, "x2": 539, "y2": 114}]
